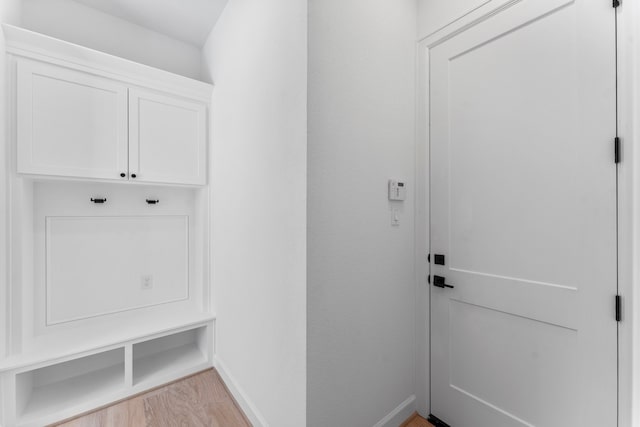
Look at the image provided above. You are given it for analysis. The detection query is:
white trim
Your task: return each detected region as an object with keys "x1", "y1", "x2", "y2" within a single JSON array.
[
  {"x1": 5, "y1": 52, "x2": 17, "y2": 360},
  {"x1": 414, "y1": 37, "x2": 431, "y2": 417},
  {"x1": 213, "y1": 357, "x2": 269, "y2": 427},
  {"x1": 418, "y1": 0, "x2": 524, "y2": 46},
  {"x1": 1, "y1": 24, "x2": 213, "y2": 103},
  {"x1": 372, "y1": 395, "x2": 416, "y2": 427},
  {"x1": 616, "y1": 1, "x2": 638, "y2": 426},
  {"x1": 0, "y1": 26, "x2": 10, "y2": 362}
]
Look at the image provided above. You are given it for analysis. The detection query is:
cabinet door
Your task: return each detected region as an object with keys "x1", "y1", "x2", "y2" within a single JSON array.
[
  {"x1": 16, "y1": 59, "x2": 129, "y2": 180},
  {"x1": 129, "y1": 89, "x2": 207, "y2": 185}
]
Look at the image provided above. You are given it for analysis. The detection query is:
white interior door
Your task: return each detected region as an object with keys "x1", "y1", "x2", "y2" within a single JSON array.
[{"x1": 429, "y1": 1, "x2": 617, "y2": 426}]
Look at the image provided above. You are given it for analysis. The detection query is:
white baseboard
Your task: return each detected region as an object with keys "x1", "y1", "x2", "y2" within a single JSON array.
[
  {"x1": 215, "y1": 357, "x2": 415, "y2": 427},
  {"x1": 373, "y1": 395, "x2": 416, "y2": 427},
  {"x1": 213, "y1": 357, "x2": 269, "y2": 427}
]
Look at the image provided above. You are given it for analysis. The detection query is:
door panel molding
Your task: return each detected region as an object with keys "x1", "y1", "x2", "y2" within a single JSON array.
[{"x1": 420, "y1": 0, "x2": 525, "y2": 47}]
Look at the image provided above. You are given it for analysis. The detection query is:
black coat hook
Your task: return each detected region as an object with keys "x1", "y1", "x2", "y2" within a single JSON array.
[
  {"x1": 90, "y1": 198, "x2": 107, "y2": 204},
  {"x1": 146, "y1": 199, "x2": 160, "y2": 205}
]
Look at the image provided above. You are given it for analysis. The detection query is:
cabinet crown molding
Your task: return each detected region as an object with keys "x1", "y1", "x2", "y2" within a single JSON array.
[{"x1": 1, "y1": 24, "x2": 213, "y2": 103}]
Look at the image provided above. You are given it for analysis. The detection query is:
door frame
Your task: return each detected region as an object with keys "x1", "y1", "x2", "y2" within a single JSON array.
[
  {"x1": 414, "y1": 0, "x2": 635, "y2": 423},
  {"x1": 616, "y1": 1, "x2": 639, "y2": 426}
]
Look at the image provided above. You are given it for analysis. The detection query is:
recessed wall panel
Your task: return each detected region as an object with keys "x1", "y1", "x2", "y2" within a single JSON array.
[{"x1": 46, "y1": 216, "x2": 189, "y2": 324}]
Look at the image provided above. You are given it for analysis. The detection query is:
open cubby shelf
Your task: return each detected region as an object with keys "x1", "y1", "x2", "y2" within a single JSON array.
[
  {"x1": 17, "y1": 349, "x2": 125, "y2": 422},
  {"x1": 4, "y1": 321, "x2": 213, "y2": 427},
  {"x1": 133, "y1": 327, "x2": 208, "y2": 386}
]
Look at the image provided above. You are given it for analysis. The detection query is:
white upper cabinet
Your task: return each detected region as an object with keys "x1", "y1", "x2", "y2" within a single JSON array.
[
  {"x1": 17, "y1": 60, "x2": 129, "y2": 181},
  {"x1": 7, "y1": 26, "x2": 212, "y2": 186},
  {"x1": 129, "y1": 89, "x2": 207, "y2": 185}
]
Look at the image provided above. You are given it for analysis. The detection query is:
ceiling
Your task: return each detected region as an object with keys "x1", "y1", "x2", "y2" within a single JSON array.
[{"x1": 70, "y1": 0, "x2": 229, "y2": 46}]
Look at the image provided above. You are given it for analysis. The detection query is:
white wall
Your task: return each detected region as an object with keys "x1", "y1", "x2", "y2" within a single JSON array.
[
  {"x1": 0, "y1": 0, "x2": 22, "y2": 359},
  {"x1": 0, "y1": 0, "x2": 21, "y2": 26},
  {"x1": 307, "y1": 1, "x2": 418, "y2": 426},
  {"x1": 201, "y1": 1, "x2": 307, "y2": 426},
  {"x1": 21, "y1": 0, "x2": 203, "y2": 80}
]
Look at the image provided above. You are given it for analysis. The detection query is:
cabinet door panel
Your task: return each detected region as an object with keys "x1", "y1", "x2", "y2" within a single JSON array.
[
  {"x1": 17, "y1": 60, "x2": 128, "y2": 180},
  {"x1": 129, "y1": 89, "x2": 207, "y2": 185}
]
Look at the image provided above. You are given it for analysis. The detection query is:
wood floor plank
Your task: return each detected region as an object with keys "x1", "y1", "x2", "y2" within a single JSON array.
[
  {"x1": 207, "y1": 370, "x2": 236, "y2": 402},
  {"x1": 53, "y1": 369, "x2": 250, "y2": 427},
  {"x1": 124, "y1": 396, "x2": 147, "y2": 426},
  {"x1": 400, "y1": 412, "x2": 434, "y2": 427}
]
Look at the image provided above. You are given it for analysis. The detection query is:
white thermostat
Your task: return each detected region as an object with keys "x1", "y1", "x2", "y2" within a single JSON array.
[{"x1": 388, "y1": 179, "x2": 406, "y2": 201}]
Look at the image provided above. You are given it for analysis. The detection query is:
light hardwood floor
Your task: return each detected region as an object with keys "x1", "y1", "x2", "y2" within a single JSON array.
[
  {"x1": 401, "y1": 412, "x2": 435, "y2": 427},
  {"x1": 52, "y1": 369, "x2": 251, "y2": 427},
  {"x1": 53, "y1": 369, "x2": 433, "y2": 427}
]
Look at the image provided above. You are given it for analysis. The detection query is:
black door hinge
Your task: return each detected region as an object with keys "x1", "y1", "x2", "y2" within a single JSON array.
[
  {"x1": 428, "y1": 414, "x2": 451, "y2": 427},
  {"x1": 615, "y1": 137, "x2": 621, "y2": 163},
  {"x1": 613, "y1": 0, "x2": 620, "y2": 8},
  {"x1": 616, "y1": 295, "x2": 622, "y2": 322},
  {"x1": 427, "y1": 275, "x2": 431, "y2": 284}
]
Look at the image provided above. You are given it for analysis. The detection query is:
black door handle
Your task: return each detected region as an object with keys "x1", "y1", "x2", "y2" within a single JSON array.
[{"x1": 433, "y1": 275, "x2": 454, "y2": 289}]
